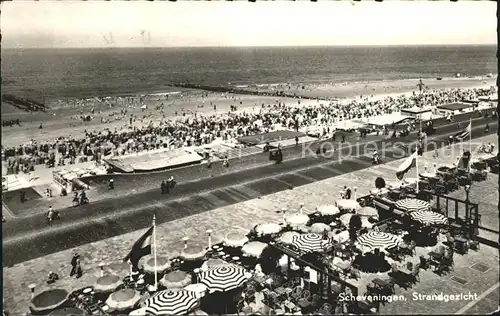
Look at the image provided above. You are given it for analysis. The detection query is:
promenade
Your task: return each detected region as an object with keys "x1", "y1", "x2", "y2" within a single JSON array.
[{"x1": 3, "y1": 134, "x2": 498, "y2": 315}]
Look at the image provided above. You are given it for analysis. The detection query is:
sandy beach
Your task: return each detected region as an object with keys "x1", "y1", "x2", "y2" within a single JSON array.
[
  {"x1": 247, "y1": 77, "x2": 497, "y2": 99},
  {"x1": 1, "y1": 76, "x2": 496, "y2": 147}
]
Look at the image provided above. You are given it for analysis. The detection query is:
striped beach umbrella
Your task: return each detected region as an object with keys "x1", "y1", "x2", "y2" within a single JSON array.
[
  {"x1": 198, "y1": 264, "x2": 248, "y2": 292},
  {"x1": 144, "y1": 290, "x2": 198, "y2": 316},
  {"x1": 357, "y1": 231, "x2": 401, "y2": 251},
  {"x1": 410, "y1": 210, "x2": 449, "y2": 225},
  {"x1": 395, "y1": 198, "x2": 430, "y2": 212},
  {"x1": 292, "y1": 233, "x2": 331, "y2": 253}
]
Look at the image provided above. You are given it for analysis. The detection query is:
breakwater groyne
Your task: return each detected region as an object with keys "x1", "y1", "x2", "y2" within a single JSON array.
[
  {"x1": 171, "y1": 82, "x2": 330, "y2": 101},
  {"x1": 2, "y1": 94, "x2": 46, "y2": 112}
]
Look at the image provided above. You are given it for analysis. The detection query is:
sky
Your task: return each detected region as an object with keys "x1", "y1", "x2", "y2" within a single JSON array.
[{"x1": 1, "y1": 1, "x2": 496, "y2": 48}]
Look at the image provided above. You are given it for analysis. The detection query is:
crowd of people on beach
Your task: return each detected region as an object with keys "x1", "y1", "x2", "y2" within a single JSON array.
[{"x1": 1, "y1": 87, "x2": 495, "y2": 171}]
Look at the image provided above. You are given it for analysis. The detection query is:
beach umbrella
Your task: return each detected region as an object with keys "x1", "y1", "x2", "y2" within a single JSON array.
[
  {"x1": 409, "y1": 210, "x2": 449, "y2": 225},
  {"x1": 339, "y1": 213, "x2": 353, "y2": 227},
  {"x1": 30, "y1": 289, "x2": 70, "y2": 315},
  {"x1": 94, "y1": 274, "x2": 123, "y2": 293},
  {"x1": 286, "y1": 214, "x2": 309, "y2": 228},
  {"x1": 279, "y1": 231, "x2": 300, "y2": 245},
  {"x1": 242, "y1": 241, "x2": 268, "y2": 258},
  {"x1": 404, "y1": 177, "x2": 418, "y2": 185},
  {"x1": 106, "y1": 289, "x2": 141, "y2": 312},
  {"x1": 356, "y1": 231, "x2": 401, "y2": 252},
  {"x1": 336, "y1": 199, "x2": 360, "y2": 211},
  {"x1": 224, "y1": 231, "x2": 249, "y2": 248},
  {"x1": 356, "y1": 207, "x2": 379, "y2": 218},
  {"x1": 332, "y1": 230, "x2": 350, "y2": 243},
  {"x1": 181, "y1": 245, "x2": 207, "y2": 261},
  {"x1": 317, "y1": 205, "x2": 340, "y2": 216},
  {"x1": 309, "y1": 223, "x2": 331, "y2": 234},
  {"x1": 201, "y1": 258, "x2": 227, "y2": 271},
  {"x1": 48, "y1": 307, "x2": 86, "y2": 315},
  {"x1": 255, "y1": 223, "x2": 281, "y2": 235},
  {"x1": 160, "y1": 270, "x2": 192, "y2": 289},
  {"x1": 141, "y1": 256, "x2": 171, "y2": 274},
  {"x1": 395, "y1": 198, "x2": 430, "y2": 212},
  {"x1": 292, "y1": 233, "x2": 332, "y2": 253},
  {"x1": 198, "y1": 264, "x2": 249, "y2": 292},
  {"x1": 144, "y1": 290, "x2": 198, "y2": 316},
  {"x1": 184, "y1": 283, "x2": 208, "y2": 298}
]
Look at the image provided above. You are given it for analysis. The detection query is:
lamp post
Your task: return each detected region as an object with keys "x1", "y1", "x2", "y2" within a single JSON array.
[
  {"x1": 464, "y1": 184, "x2": 471, "y2": 236},
  {"x1": 206, "y1": 229, "x2": 213, "y2": 249},
  {"x1": 29, "y1": 283, "x2": 36, "y2": 299},
  {"x1": 281, "y1": 208, "x2": 288, "y2": 222}
]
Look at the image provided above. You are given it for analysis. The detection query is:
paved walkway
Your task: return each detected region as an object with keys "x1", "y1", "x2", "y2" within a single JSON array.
[{"x1": 3, "y1": 135, "x2": 498, "y2": 315}]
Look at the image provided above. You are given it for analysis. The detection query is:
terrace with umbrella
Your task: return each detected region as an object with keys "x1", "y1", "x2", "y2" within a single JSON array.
[{"x1": 19, "y1": 152, "x2": 493, "y2": 316}]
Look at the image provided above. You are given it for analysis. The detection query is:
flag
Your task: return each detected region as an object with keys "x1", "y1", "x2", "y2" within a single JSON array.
[
  {"x1": 396, "y1": 150, "x2": 418, "y2": 180},
  {"x1": 454, "y1": 121, "x2": 471, "y2": 140},
  {"x1": 123, "y1": 226, "x2": 153, "y2": 267}
]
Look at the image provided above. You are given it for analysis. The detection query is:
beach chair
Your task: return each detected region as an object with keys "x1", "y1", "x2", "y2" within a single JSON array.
[
  {"x1": 411, "y1": 264, "x2": 421, "y2": 283},
  {"x1": 419, "y1": 256, "x2": 428, "y2": 270},
  {"x1": 407, "y1": 240, "x2": 417, "y2": 256},
  {"x1": 290, "y1": 286, "x2": 303, "y2": 301}
]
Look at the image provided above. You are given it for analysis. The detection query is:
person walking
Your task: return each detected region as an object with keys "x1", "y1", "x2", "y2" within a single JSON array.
[
  {"x1": 70, "y1": 253, "x2": 81, "y2": 277},
  {"x1": 168, "y1": 176, "x2": 175, "y2": 190},
  {"x1": 108, "y1": 178, "x2": 114, "y2": 190},
  {"x1": 47, "y1": 206, "x2": 54, "y2": 224}
]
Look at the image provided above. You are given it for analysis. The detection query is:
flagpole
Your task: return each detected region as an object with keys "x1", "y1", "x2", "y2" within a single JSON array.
[
  {"x1": 415, "y1": 151, "x2": 419, "y2": 194},
  {"x1": 469, "y1": 118, "x2": 472, "y2": 154},
  {"x1": 153, "y1": 214, "x2": 158, "y2": 290}
]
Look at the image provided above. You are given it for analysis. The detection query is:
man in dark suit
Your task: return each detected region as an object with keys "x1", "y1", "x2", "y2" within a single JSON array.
[{"x1": 70, "y1": 253, "x2": 82, "y2": 278}]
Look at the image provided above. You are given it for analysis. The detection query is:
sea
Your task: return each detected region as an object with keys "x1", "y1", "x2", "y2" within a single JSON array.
[{"x1": 1, "y1": 45, "x2": 496, "y2": 100}]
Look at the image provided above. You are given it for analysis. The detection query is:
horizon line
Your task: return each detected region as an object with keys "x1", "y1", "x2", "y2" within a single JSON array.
[{"x1": 2, "y1": 43, "x2": 496, "y2": 50}]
